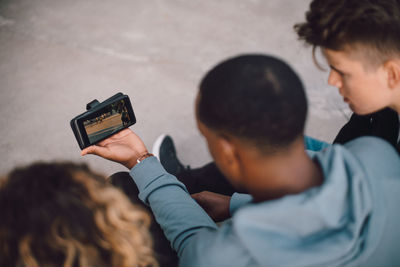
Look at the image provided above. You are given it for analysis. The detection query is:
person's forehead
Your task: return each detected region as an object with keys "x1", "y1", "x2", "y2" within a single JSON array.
[
  {"x1": 325, "y1": 44, "x2": 387, "y2": 70},
  {"x1": 323, "y1": 47, "x2": 374, "y2": 71},
  {"x1": 322, "y1": 48, "x2": 348, "y2": 62}
]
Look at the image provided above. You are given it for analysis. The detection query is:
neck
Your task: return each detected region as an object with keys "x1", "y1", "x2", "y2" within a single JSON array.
[
  {"x1": 389, "y1": 89, "x2": 400, "y2": 114},
  {"x1": 388, "y1": 72, "x2": 400, "y2": 114},
  {"x1": 241, "y1": 138, "x2": 323, "y2": 203}
]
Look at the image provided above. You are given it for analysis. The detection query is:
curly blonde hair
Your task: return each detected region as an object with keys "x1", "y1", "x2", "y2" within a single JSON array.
[{"x1": 0, "y1": 162, "x2": 158, "y2": 267}]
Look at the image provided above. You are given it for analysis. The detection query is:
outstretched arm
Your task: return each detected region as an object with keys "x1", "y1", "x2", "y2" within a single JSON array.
[{"x1": 81, "y1": 129, "x2": 218, "y2": 254}]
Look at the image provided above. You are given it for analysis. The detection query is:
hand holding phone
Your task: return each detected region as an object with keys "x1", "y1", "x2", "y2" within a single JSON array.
[{"x1": 81, "y1": 128, "x2": 149, "y2": 169}]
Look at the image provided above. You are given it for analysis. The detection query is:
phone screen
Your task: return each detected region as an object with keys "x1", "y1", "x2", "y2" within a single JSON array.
[{"x1": 82, "y1": 98, "x2": 134, "y2": 144}]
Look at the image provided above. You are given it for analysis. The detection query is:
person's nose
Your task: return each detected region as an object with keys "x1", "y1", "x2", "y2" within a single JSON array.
[{"x1": 327, "y1": 70, "x2": 342, "y2": 90}]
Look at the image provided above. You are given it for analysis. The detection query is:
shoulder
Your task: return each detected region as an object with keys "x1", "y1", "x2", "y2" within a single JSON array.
[
  {"x1": 311, "y1": 136, "x2": 400, "y2": 182},
  {"x1": 343, "y1": 136, "x2": 397, "y2": 155},
  {"x1": 341, "y1": 137, "x2": 400, "y2": 177}
]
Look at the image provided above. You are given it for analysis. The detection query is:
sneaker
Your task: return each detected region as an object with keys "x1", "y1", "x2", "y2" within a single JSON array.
[{"x1": 152, "y1": 134, "x2": 188, "y2": 175}]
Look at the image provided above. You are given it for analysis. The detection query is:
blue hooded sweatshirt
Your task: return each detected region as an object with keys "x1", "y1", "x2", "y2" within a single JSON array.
[{"x1": 130, "y1": 137, "x2": 400, "y2": 267}]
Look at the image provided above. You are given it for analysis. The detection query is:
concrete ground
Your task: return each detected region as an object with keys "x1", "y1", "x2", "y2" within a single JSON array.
[{"x1": 0, "y1": 0, "x2": 351, "y2": 176}]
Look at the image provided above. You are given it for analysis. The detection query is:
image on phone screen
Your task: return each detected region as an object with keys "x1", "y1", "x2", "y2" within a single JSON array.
[{"x1": 83, "y1": 99, "x2": 132, "y2": 144}]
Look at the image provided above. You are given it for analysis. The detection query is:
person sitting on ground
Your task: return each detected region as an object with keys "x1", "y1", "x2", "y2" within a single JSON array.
[
  {"x1": 294, "y1": 0, "x2": 400, "y2": 144},
  {"x1": 0, "y1": 162, "x2": 158, "y2": 267},
  {"x1": 149, "y1": 0, "x2": 400, "y2": 222},
  {"x1": 82, "y1": 54, "x2": 400, "y2": 266}
]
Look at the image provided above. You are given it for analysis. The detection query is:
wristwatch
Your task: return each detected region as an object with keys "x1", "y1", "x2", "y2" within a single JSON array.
[{"x1": 136, "y1": 152, "x2": 154, "y2": 164}]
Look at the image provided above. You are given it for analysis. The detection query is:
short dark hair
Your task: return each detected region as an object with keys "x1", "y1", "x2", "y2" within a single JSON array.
[
  {"x1": 197, "y1": 54, "x2": 307, "y2": 152},
  {"x1": 294, "y1": 0, "x2": 400, "y2": 65}
]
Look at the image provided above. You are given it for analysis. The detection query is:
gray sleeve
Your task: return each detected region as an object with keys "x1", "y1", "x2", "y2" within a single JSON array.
[
  {"x1": 130, "y1": 157, "x2": 218, "y2": 254},
  {"x1": 179, "y1": 222, "x2": 258, "y2": 267}
]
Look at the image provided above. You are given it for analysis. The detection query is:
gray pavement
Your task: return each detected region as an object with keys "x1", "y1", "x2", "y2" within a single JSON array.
[{"x1": 0, "y1": 0, "x2": 350, "y2": 176}]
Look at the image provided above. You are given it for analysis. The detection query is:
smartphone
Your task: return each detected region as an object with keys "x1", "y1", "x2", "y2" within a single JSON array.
[{"x1": 70, "y1": 93, "x2": 136, "y2": 149}]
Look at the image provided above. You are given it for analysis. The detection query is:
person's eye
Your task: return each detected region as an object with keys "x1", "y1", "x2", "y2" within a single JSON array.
[
  {"x1": 334, "y1": 69, "x2": 346, "y2": 77},
  {"x1": 341, "y1": 72, "x2": 350, "y2": 79}
]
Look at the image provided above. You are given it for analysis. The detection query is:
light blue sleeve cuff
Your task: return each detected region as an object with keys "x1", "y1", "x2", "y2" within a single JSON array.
[
  {"x1": 129, "y1": 156, "x2": 188, "y2": 204},
  {"x1": 230, "y1": 193, "x2": 253, "y2": 215}
]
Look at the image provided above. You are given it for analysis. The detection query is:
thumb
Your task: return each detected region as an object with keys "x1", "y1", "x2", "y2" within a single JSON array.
[{"x1": 81, "y1": 145, "x2": 110, "y2": 157}]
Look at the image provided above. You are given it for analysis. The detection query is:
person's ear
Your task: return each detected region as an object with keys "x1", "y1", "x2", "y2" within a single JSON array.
[
  {"x1": 216, "y1": 135, "x2": 242, "y2": 185},
  {"x1": 384, "y1": 60, "x2": 400, "y2": 89}
]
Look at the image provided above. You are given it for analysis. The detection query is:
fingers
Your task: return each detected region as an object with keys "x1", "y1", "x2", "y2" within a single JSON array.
[
  {"x1": 96, "y1": 129, "x2": 133, "y2": 147},
  {"x1": 191, "y1": 193, "x2": 200, "y2": 201},
  {"x1": 118, "y1": 128, "x2": 132, "y2": 136},
  {"x1": 97, "y1": 139, "x2": 111, "y2": 147},
  {"x1": 81, "y1": 146, "x2": 95, "y2": 156},
  {"x1": 111, "y1": 128, "x2": 132, "y2": 139},
  {"x1": 191, "y1": 192, "x2": 208, "y2": 204}
]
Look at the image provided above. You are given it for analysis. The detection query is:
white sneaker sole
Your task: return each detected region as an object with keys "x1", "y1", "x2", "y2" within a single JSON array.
[{"x1": 152, "y1": 134, "x2": 167, "y2": 160}]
